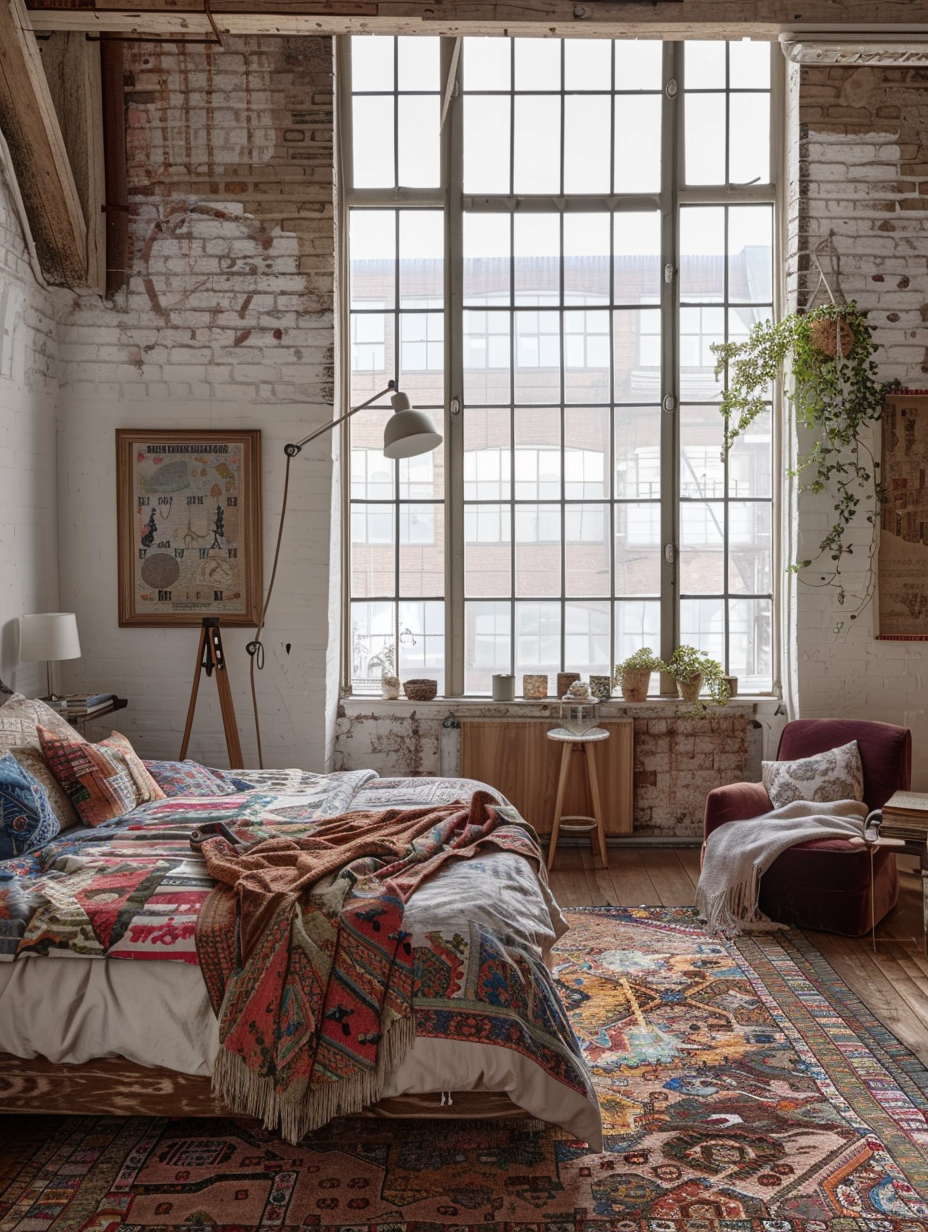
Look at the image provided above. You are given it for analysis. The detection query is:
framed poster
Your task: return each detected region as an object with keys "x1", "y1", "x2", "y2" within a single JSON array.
[
  {"x1": 116, "y1": 429, "x2": 262, "y2": 627},
  {"x1": 878, "y1": 394, "x2": 928, "y2": 639}
]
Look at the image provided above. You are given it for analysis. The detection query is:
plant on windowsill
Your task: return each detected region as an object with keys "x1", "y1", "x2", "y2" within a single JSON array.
[
  {"x1": 711, "y1": 300, "x2": 899, "y2": 632},
  {"x1": 613, "y1": 647, "x2": 663, "y2": 703},
  {"x1": 663, "y1": 645, "x2": 730, "y2": 714}
]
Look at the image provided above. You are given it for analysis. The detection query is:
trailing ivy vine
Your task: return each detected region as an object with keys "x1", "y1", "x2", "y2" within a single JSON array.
[{"x1": 711, "y1": 301, "x2": 899, "y2": 625}]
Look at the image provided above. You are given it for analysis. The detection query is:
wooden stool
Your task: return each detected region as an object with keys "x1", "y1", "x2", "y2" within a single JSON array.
[{"x1": 546, "y1": 726, "x2": 610, "y2": 870}]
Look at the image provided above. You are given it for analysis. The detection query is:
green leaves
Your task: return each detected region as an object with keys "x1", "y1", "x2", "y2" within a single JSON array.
[{"x1": 711, "y1": 301, "x2": 899, "y2": 617}]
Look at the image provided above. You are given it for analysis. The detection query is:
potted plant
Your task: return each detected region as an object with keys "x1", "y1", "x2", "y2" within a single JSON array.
[
  {"x1": 711, "y1": 299, "x2": 899, "y2": 624},
  {"x1": 663, "y1": 645, "x2": 730, "y2": 708},
  {"x1": 614, "y1": 647, "x2": 663, "y2": 703}
]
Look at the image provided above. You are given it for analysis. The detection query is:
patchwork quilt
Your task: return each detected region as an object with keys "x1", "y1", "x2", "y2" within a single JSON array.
[{"x1": 0, "y1": 768, "x2": 593, "y2": 1119}]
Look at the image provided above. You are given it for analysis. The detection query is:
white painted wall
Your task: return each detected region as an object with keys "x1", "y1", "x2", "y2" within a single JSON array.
[{"x1": 0, "y1": 163, "x2": 61, "y2": 697}]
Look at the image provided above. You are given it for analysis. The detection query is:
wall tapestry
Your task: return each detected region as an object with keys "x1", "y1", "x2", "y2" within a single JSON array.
[
  {"x1": 116, "y1": 429, "x2": 262, "y2": 627},
  {"x1": 878, "y1": 393, "x2": 928, "y2": 639}
]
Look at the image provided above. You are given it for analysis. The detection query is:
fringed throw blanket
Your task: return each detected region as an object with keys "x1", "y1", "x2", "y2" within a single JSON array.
[
  {"x1": 195, "y1": 790, "x2": 530, "y2": 1143},
  {"x1": 696, "y1": 798, "x2": 868, "y2": 935}
]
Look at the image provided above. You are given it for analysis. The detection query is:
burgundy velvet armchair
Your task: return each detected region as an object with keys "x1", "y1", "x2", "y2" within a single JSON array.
[{"x1": 703, "y1": 718, "x2": 912, "y2": 936}]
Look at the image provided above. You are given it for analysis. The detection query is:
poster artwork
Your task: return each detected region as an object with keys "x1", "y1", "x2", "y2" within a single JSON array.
[
  {"x1": 117, "y1": 430, "x2": 262, "y2": 627},
  {"x1": 878, "y1": 395, "x2": 928, "y2": 639}
]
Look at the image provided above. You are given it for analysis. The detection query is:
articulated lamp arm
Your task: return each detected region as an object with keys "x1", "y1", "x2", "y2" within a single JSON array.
[{"x1": 284, "y1": 382, "x2": 396, "y2": 457}]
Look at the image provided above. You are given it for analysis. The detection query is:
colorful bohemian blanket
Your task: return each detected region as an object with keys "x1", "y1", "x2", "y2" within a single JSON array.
[{"x1": 195, "y1": 791, "x2": 534, "y2": 1143}]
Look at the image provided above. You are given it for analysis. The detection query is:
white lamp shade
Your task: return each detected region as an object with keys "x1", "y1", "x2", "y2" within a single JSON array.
[
  {"x1": 382, "y1": 392, "x2": 442, "y2": 460},
  {"x1": 20, "y1": 612, "x2": 82, "y2": 662}
]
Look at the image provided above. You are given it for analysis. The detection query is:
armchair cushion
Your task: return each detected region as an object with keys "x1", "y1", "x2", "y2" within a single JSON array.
[
  {"x1": 761, "y1": 740, "x2": 863, "y2": 808},
  {"x1": 778, "y1": 719, "x2": 911, "y2": 811}
]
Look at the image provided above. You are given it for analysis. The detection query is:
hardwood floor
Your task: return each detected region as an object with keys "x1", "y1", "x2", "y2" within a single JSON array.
[{"x1": 548, "y1": 847, "x2": 928, "y2": 1068}]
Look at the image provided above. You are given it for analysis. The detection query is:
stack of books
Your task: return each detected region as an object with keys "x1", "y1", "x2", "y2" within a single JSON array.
[
  {"x1": 60, "y1": 693, "x2": 116, "y2": 717},
  {"x1": 877, "y1": 791, "x2": 928, "y2": 843}
]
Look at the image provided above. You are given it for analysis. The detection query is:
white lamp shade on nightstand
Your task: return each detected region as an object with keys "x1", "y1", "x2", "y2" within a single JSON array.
[{"x1": 20, "y1": 612, "x2": 82, "y2": 663}]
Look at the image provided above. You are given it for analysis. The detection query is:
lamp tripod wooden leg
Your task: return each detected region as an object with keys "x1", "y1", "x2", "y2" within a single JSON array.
[{"x1": 180, "y1": 617, "x2": 244, "y2": 769}]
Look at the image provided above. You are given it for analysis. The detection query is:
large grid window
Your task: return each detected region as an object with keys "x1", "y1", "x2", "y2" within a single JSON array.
[{"x1": 343, "y1": 36, "x2": 777, "y2": 696}]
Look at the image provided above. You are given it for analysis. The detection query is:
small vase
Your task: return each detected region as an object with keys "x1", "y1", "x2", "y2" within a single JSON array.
[
  {"x1": 381, "y1": 675, "x2": 400, "y2": 700},
  {"x1": 522, "y1": 673, "x2": 548, "y2": 699},
  {"x1": 722, "y1": 675, "x2": 738, "y2": 699},
  {"x1": 676, "y1": 674, "x2": 703, "y2": 702},
  {"x1": 620, "y1": 668, "x2": 651, "y2": 703}
]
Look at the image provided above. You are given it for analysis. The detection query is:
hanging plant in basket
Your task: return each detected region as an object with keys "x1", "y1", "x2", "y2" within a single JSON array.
[{"x1": 711, "y1": 300, "x2": 899, "y2": 627}]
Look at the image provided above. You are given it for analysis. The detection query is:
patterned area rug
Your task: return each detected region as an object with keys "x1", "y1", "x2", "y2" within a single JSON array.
[{"x1": 2, "y1": 905, "x2": 928, "y2": 1231}]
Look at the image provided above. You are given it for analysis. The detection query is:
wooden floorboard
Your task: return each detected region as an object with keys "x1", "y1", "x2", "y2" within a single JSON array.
[{"x1": 549, "y1": 847, "x2": 928, "y2": 1066}]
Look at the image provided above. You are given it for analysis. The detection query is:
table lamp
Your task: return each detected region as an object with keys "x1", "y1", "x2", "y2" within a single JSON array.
[{"x1": 20, "y1": 612, "x2": 82, "y2": 700}]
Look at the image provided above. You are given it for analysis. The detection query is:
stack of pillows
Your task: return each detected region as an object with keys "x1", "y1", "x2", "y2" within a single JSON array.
[{"x1": 0, "y1": 692, "x2": 250, "y2": 860}]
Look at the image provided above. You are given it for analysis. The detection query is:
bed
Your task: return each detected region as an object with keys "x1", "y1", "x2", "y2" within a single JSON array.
[{"x1": 0, "y1": 688, "x2": 601, "y2": 1149}]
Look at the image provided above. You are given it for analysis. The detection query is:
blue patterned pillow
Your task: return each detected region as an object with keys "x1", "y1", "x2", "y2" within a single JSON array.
[
  {"x1": 142, "y1": 759, "x2": 241, "y2": 798},
  {"x1": 0, "y1": 751, "x2": 60, "y2": 858}
]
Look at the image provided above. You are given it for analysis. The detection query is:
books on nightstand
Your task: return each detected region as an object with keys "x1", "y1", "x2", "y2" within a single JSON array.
[
  {"x1": 60, "y1": 693, "x2": 117, "y2": 716},
  {"x1": 877, "y1": 791, "x2": 928, "y2": 843}
]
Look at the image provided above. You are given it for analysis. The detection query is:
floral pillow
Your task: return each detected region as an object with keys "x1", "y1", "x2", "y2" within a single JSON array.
[
  {"x1": 38, "y1": 727, "x2": 165, "y2": 827},
  {"x1": 0, "y1": 751, "x2": 60, "y2": 858},
  {"x1": 143, "y1": 759, "x2": 242, "y2": 798},
  {"x1": 762, "y1": 740, "x2": 864, "y2": 808}
]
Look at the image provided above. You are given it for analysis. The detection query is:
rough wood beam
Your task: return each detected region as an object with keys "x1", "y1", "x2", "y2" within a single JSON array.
[
  {"x1": 40, "y1": 32, "x2": 106, "y2": 292},
  {"x1": 24, "y1": 0, "x2": 928, "y2": 39},
  {"x1": 0, "y1": 0, "x2": 87, "y2": 285}
]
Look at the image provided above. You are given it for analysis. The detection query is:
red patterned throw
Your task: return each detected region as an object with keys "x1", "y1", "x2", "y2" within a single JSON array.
[{"x1": 196, "y1": 790, "x2": 522, "y2": 1143}]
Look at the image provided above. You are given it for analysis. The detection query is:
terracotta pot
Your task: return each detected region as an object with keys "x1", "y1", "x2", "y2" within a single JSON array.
[
  {"x1": 620, "y1": 668, "x2": 651, "y2": 703},
  {"x1": 676, "y1": 674, "x2": 703, "y2": 702},
  {"x1": 809, "y1": 317, "x2": 855, "y2": 359}
]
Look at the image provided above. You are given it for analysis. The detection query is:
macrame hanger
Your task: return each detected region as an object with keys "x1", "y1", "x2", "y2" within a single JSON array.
[{"x1": 809, "y1": 234, "x2": 843, "y2": 308}]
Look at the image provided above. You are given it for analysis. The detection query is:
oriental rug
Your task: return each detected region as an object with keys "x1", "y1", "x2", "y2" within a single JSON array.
[{"x1": 2, "y1": 905, "x2": 928, "y2": 1232}]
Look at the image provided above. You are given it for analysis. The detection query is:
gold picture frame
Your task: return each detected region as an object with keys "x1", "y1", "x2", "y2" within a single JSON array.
[{"x1": 116, "y1": 429, "x2": 262, "y2": 627}]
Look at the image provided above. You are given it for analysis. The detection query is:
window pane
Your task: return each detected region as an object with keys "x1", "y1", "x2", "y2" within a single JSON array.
[
  {"x1": 564, "y1": 96, "x2": 611, "y2": 194},
  {"x1": 351, "y1": 504, "x2": 395, "y2": 598},
  {"x1": 465, "y1": 37, "x2": 511, "y2": 90},
  {"x1": 729, "y1": 92, "x2": 770, "y2": 185},
  {"x1": 615, "y1": 601, "x2": 660, "y2": 665},
  {"x1": 614, "y1": 212, "x2": 661, "y2": 303},
  {"x1": 565, "y1": 601, "x2": 611, "y2": 676},
  {"x1": 565, "y1": 39, "x2": 611, "y2": 90},
  {"x1": 515, "y1": 504, "x2": 561, "y2": 596},
  {"x1": 680, "y1": 405, "x2": 725, "y2": 499},
  {"x1": 353, "y1": 96, "x2": 394, "y2": 188},
  {"x1": 565, "y1": 503, "x2": 610, "y2": 597},
  {"x1": 729, "y1": 40, "x2": 770, "y2": 90},
  {"x1": 565, "y1": 407, "x2": 610, "y2": 498},
  {"x1": 679, "y1": 306, "x2": 723, "y2": 402},
  {"x1": 398, "y1": 600, "x2": 445, "y2": 694},
  {"x1": 684, "y1": 93, "x2": 726, "y2": 185},
  {"x1": 352, "y1": 35, "x2": 394, "y2": 91},
  {"x1": 515, "y1": 37, "x2": 561, "y2": 90},
  {"x1": 615, "y1": 308, "x2": 660, "y2": 403},
  {"x1": 685, "y1": 41, "x2": 725, "y2": 90},
  {"x1": 680, "y1": 206, "x2": 724, "y2": 303},
  {"x1": 464, "y1": 214, "x2": 510, "y2": 305},
  {"x1": 515, "y1": 601, "x2": 561, "y2": 677},
  {"x1": 729, "y1": 597, "x2": 772, "y2": 690},
  {"x1": 464, "y1": 310, "x2": 511, "y2": 404},
  {"x1": 515, "y1": 310, "x2": 560, "y2": 403},
  {"x1": 680, "y1": 501, "x2": 725, "y2": 593},
  {"x1": 464, "y1": 97, "x2": 511, "y2": 193},
  {"x1": 679, "y1": 597, "x2": 724, "y2": 665},
  {"x1": 465, "y1": 408, "x2": 511, "y2": 499},
  {"x1": 397, "y1": 36, "x2": 440, "y2": 91},
  {"x1": 351, "y1": 447, "x2": 394, "y2": 500},
  {"x1": 729, "y1": 205, "x2": 773, "y2": 304},
  {"x1": 616, "y1": 505, "x2": 661, "y2": 594},
  {"x1": 350, "y1": 599, "x2": 396, "y2": 694},
  {"x1": 514, "y1": 96, "x2": 561, "y2": 193},
  {"x1": 466, "y1": 600, "x2": 512, "y2": 692},
  {"x1": 399, "y1": 503, "x2": 444, "y2": 596},
  {"x1": 729, "y1": 501, "x2": 771, "y2": 595},
  {"x1": 350, "y1": 210, "x2": 395, "y2": 309},
  {"x1": 564, "y1": 213, "x2": 610, "y2": 305},
  {"x1": 728, "y1": 408, "x2": 771, "y2": 498},
  {"x1": 515, "y1": 407, "x2": 560, "y2": 496},
  {"x1": 615, "y1": 40, "x2": 662, "y2": 91},
  {"x1": 616, "y1": 406, "x2": 660, "y2": 499},
  {"x1": 398, "y1": 96, "x2": 440, "y2": 188},
  {"x1": 514, "y1": 214, "x2": 560, "y2": 304},
  {"x1": 614, "y1": 95, "x2": 661, "y2": 192},
  {"x1": 399, "y1": 210, "x2": 443, "y2": 305},
  {"x1": 465, "y1": 504, "x2": 512, "y2": 597}
]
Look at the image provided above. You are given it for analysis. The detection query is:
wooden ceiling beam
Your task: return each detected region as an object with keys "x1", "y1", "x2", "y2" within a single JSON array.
[
  {"x1": 0, "y1": 0, "x2": 87, "y2": 286},
  {"x1": 23, "y1": 0, "x2": 928, "y2": 39}
]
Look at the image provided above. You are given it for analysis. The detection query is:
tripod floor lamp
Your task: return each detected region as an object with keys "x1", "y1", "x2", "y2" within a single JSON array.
[{"x1": 245, "y1": 381, "x2": 442, "y2": 765}]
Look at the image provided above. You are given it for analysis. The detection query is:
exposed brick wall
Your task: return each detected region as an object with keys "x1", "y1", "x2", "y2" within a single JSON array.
[
  {"x1": 55, "y1": 36, "x2": 340, "y2": 767},
  {"x1": 789, "y1": 59, "x2": 928, "y2": 789},
  {"x1": 0, "y1": 166, "x2": 60, "y2": 693}
]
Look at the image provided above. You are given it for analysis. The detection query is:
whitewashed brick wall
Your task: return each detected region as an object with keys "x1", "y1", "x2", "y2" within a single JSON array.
[
  {"x1": 55, "y1": 36, "x2": 339, "y2": 768},
  {"x1": 0, "y1": 165, "x2": 60, "y2": 695},
  {"x1": 790, "y1": 60, "x2": 928, "y2": 789}
]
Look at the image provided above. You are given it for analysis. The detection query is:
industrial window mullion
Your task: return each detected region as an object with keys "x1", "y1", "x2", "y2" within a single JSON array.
[
  {"x1": 659, "y1": 40, "x2": 681, "y2": 684},
  {"x1": 444, "y1": 36, "x2": 465, "y2": 697}
]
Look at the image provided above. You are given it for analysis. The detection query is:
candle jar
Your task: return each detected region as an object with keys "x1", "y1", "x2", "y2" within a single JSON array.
[
  {"x1": 491, "y1": 674, "x2": 516, "y2": 702},
  {"x1": 522, "y1": 673, "x2": 548, "y2": 699},
  {"x1": 557, "y1": 672, "x2": 580, "y2": 698}
]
